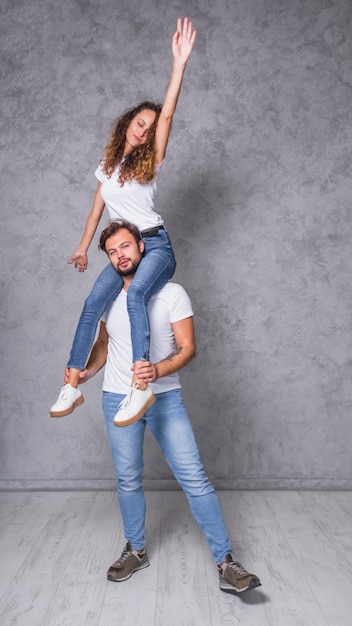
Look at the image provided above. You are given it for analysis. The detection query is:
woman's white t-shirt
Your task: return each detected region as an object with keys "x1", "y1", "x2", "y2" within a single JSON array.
[
  {"x1": 102, "y1": 283, "x2": 193, "y2": 395},
  {"x1": 95, "y1": 162, "x2": 164, "y2": 231}
]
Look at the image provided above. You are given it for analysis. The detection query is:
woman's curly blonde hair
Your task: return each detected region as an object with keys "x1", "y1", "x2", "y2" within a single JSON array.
[{"x1": 103, "y1": 101, "x2": 162, "y2": 186}]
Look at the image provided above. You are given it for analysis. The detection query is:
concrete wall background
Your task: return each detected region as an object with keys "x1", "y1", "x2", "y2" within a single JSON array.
[{"x1": 1, "y1": 0, "x2": 351, "y2": 489}]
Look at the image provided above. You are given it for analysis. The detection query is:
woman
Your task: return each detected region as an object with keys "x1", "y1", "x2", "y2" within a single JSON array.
[{"x1": 50, "y1": 17, "x2": 196, "y2": 426}]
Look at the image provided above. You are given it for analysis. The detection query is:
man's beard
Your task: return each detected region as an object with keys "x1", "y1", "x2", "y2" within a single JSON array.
[{"x1": 116, "y1": 259, "x2": 140, "y2": 277}]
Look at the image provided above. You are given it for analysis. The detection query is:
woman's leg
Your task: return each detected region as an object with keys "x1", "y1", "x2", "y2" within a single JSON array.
[
  {"x1": 67, "y1": 263, "x2": 123, "y2": 378},
  {"x1": 127, "y1": 230, "x2": 176, "y2": 388},
  {"x1": 113, "y1": 231, "x2": 176, "y2": 426},
  {"x1": 50, "y1": 264, "x2": 123, "y2": 417}
]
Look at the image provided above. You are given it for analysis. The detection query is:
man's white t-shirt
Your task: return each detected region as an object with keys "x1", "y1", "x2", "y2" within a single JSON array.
[
  {"x1": 95, "y1": 162, "x2": 164, "y2": 232},
  {"x1": 102, "y1": 283, "x2": 193, "y2": 395}
]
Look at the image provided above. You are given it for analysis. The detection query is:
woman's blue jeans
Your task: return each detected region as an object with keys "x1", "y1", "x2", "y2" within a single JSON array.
[
  {"x1": 102, "y1": 389, "x2": 232, "y2": 565},
  {"x1": 67, "y1": 229, "x2": 176, "y2": 369}
]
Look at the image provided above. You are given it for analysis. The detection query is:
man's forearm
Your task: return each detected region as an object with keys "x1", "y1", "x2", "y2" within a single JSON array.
[
  {"x1": 155, "y1": 344, "x2": 195, "y2": 379},
  {"x1": 134, "y1": 317, "x2": 196, "y2": 384},
  {"x1": 85, "y1": 338, "x2": 107, "y2": 378}
]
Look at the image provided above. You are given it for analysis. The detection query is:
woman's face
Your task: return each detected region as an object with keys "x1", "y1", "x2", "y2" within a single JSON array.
[{"x1": 124, "y1": 109, "x2": 157, "y2": 154}]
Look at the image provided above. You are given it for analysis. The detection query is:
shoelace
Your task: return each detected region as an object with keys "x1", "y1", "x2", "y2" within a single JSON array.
[
  {"x1": 118, "y1": 383, "x2": 141, "y2": 410},
  {"x1": 118, "y1": 387, "x2": 135, "y2": 410},
  {"x1": 58, "y1": 386, "x2": 70, "y2": 400},
  {"x1": 115, "y1": 547, "x2": 132, "y2": 565},
  {"x1": 225, "y1": 561, "x2": 248, "y2": 576},
  {"x1": 115, "y1": 545, "x2": 144, "y2": 566}
]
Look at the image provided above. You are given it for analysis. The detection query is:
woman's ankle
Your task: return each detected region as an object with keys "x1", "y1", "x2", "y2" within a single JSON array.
[
  {"x1": 132, "y1": 363, "x2": 148, "y2": 390},
  {"x1": 67, "y1": 368, "x2": 80, "y2": 388},
  {"x1": 132, "y1": 378, "x2": 148, "y2": 391}
]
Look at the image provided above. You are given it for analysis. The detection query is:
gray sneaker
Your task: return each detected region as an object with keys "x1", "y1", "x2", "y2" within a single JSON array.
[
  {"x1": 107, "y1": 542, "x2": 150, "y2": 582},
  {"x1": 219, "y1": 554, "x2": 261, "y2": 593}
]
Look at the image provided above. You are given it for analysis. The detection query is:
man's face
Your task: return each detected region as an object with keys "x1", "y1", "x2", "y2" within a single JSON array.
[{"x1": 105, "y1": 229, "x2": 143, "y2": 276}]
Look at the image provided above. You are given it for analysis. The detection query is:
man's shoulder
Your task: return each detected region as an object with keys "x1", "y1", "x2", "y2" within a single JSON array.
[
  {"x1": 150, "y1": 282, "x2": 193, "y2": 321},
  {"x1": 159, "y1": 281, "x2": 185, "y2": 293},
  {"x1": 153, "y1": 282, "x2": 189, "y2": 300}
]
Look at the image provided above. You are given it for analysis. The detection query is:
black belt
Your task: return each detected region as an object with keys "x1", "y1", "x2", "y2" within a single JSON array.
[{"x1": 140, "y1": 225, "x2": 165, "y2": 238}]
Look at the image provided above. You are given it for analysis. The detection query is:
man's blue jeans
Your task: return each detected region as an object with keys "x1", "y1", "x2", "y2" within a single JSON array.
[
  {"x1": 68, "y1": 229, "x2": 176, "y2": 370},
  {"x1": 102, "y1": 389, "x2": 232, "y2": 565}
]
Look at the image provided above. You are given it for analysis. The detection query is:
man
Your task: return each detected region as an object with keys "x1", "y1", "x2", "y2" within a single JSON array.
[{"x1": 76, "y1": 219, "x2": 261, "y2": 594}]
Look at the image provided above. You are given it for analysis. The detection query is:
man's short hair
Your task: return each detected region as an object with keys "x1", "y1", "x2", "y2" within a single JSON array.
[{"x1": 99, "y1": 219, "x2": 141, "y2": 252}]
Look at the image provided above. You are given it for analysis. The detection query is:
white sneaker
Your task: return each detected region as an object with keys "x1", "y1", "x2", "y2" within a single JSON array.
[
  {"x1": 113, "y1": 384, "x2": 155, "y2": 427},
  {"x1": 50, "y1": 384, "x2": 84, "y2": 417}
]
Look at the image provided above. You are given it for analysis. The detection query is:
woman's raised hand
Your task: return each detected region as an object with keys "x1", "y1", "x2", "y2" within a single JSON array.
[{"x1": 172, "y1": 17, "x2": 196, "y2": 67}]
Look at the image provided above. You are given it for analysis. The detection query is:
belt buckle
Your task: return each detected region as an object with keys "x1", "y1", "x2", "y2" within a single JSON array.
[{"x1": 143, "y1": 227, "x2": 160, "y2": 238}]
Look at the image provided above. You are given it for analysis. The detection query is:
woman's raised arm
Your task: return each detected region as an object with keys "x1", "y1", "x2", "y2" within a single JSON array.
[{"x1": 154, "y1": 17, "x2": 196, "y2": 165}]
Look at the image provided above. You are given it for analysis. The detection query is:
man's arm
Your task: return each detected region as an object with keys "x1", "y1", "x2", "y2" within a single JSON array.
[
  {"x1": 134, "y1": 316, "x2": 196, "y2": 383},
  {"x1": 65, "y1": 321, "x2": 109, "y2": 384}
]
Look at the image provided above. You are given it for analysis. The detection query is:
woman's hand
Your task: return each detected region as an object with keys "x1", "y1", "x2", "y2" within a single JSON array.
[
  {"x1": 68, "y1": 250, "x2": 88, "y2": 272},
  {"x1": 172, "y1": 17, "x2": 196, "y2": 67}
]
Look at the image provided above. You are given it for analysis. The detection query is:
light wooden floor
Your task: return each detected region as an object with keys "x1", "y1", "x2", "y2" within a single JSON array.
[{"x1": 1, "y1": 490, "x2": 352, "y2": 625}]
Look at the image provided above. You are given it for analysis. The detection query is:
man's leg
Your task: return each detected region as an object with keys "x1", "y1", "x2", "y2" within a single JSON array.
[
  {"x1": 102, "y1": 391, "x2": 150, "y2": 581},
  {"x1": 147, "y1": 390, "x2": 261, "y2": 593},
  {"x1": 147, "y1": 390, "x2": 231, "y2": 563}
]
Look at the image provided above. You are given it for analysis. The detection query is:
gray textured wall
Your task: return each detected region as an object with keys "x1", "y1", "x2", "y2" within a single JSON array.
[{"x1": 1, "y1": 0, "x2": 351, "y2": 489}]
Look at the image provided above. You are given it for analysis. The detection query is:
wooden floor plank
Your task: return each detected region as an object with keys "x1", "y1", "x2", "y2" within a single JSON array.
[
  {"x1": 0, "y1": 491, "x2": 32, "y2": 529},
  {"x1": 1, "y1": 490, "x2": 351, "y2": 626},
  {"x1": 265, "y1": 491, "x2": 352, "y2": 626},
  {"x1": 0, "y1": 491, "x2": 96, "y2": 626},
  {"x1": 200, "y1": 492, "x2": 267, "y2": 626},
  {"x1": 97, "y1": 491, "x2": 162, "y2": 626},
  {"x1": 330, "y1": 490, "x2": 352, "y2": 517},
  {"x1": 0, "y1": 492, "x2": 79, "y2": 600},
  {"x1": 232, "y1": 491, "x2": 329, "y2": 626},
  {"x1": 155, "y1": 491, "x2": 212, "y2": 626},
  {"x1": 42, "y1": 491, "x2": 122, "y2": 626},
  {"x1": 300, "y1": 492, "x2": 352, "y2": 567}
]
